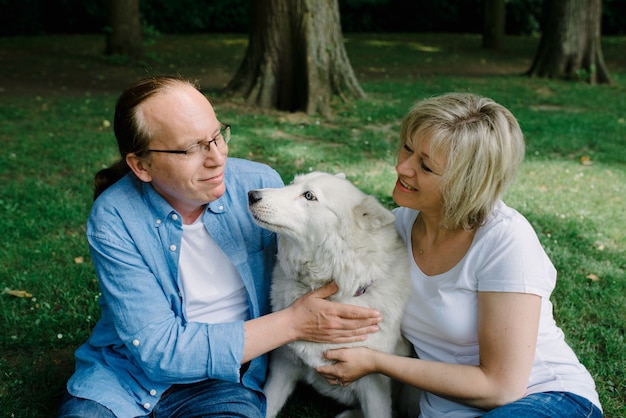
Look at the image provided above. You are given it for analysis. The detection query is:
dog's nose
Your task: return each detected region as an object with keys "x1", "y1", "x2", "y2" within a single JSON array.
[{"x1": 248, "y1": 190, "x2": 262, "y2": 205}]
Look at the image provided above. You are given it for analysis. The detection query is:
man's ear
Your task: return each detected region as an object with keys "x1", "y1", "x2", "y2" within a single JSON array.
[{"x1": 126, "y1": 153, "x2": 153, "y2": 183}]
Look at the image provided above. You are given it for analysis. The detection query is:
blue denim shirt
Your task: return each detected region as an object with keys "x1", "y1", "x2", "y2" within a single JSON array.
[{"x1": 66, "y1": 158, "x2": 283, "y2": 417}]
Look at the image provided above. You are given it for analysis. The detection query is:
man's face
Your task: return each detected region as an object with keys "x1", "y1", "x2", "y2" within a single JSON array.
[{"x1": 129, "y1": 84, "x2": 229, "y2": 220}]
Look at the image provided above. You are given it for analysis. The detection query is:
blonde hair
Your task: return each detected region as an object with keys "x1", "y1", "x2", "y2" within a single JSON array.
[{"x1": 399, "y1": 93, "x2": 525, "y2": 230}]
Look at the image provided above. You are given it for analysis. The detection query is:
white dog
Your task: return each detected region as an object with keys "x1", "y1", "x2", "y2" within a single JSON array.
[{"x1": 248, "y1": 172, "x2": 411, "y2": 418}]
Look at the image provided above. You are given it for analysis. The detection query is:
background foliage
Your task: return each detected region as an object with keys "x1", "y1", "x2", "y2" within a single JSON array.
[{"x1": 1, "y1": 0, "x2": 625, "y2": 37}]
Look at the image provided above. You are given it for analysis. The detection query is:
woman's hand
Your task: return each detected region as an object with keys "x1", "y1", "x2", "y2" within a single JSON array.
[
  {"x1": 316, "y1": 346, "x2": 378, "y2": 387},
  {"x1": 288, "y1": 282, "x2": 382, "y2": 344}
]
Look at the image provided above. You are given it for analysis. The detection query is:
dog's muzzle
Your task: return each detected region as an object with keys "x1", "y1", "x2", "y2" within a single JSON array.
[{"x1": 248, "y1": 190, "x2": 263, "y2": 206}]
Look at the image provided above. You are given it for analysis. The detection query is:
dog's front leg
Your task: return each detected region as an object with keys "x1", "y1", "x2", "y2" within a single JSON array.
[
  {"x1": 353, "y1": 373, "x2": 393, "y2": 418},
  {"x1": 264, "y1": 346, "x2": 303, "y2": 418}
]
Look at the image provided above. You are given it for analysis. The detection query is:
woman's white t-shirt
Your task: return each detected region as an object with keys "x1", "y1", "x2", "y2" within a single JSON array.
[{"x1": 395, "y1": 201, "x2": 601, "y2": 417}]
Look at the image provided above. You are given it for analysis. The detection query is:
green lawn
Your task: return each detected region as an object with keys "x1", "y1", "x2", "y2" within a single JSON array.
[{"x1": 1, "y1": 33, "x2": 624, "y2": 417}]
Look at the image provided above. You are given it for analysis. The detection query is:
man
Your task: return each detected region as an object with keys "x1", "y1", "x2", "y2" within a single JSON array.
[{"x1": 58, "y1": 76, "x2": 381, "y2": 417}]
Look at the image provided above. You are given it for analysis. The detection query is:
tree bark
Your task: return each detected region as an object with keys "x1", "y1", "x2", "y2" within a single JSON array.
[
  {"x1": 106, "y1": 0, "x2": 143, "y2": 59},
  {"x1": 527, "y1": 0, "x2": 611, "y2": 84},
  {"x1": 483, "y1": 0, "x2": 506, "y2": 50},
  {"x1": 224, "y1": 0, "x2": 365, "y2": 117}
]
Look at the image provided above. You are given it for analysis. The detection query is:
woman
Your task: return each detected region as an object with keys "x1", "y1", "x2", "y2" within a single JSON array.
[{"x1": 317, "y1": 93, "x2": 602, "y2": 417}]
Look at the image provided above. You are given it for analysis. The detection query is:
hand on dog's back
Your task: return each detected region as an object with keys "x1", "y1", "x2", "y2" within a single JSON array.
[{"x1": 289, "y1": 281, "x2": 382, "y2": 344}]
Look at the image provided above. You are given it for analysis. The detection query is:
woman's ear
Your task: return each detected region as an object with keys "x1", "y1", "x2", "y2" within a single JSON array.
[{"x1": 126, "y1": 153, "x2": 153, "y2": 183}]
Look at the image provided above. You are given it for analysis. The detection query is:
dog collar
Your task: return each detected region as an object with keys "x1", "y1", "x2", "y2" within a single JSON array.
[{"x1": 354, "y1": 283, "x2": 372, "y2": 297}]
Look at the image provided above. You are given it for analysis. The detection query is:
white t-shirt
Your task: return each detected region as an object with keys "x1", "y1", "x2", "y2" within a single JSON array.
[
  {"x1": 178, "y1": 217, "x2": 249, "y2": 324},
  {"x1": 395, "y1": 201, "x2": 601, "y2": 417}
]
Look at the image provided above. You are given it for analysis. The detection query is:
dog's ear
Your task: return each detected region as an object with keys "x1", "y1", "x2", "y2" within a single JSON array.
[
  {"x1": 353, "y1": 195, "x2": 395, "y2": 230},
  {"x1": 335, "y1": 172, "x2": 347, "y2": 179}
]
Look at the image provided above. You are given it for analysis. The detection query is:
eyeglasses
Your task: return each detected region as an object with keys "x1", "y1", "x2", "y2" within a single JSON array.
[{"x1": 147, "y1": 123, "x2": 231, "y2": 157}]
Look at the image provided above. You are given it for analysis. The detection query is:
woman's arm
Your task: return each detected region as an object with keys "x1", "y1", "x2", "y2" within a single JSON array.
[
  {"x1": 242, "y1": 281, "x2": 382, "y2": 364},
  {"x1": 318, "y1": 291, "x2": 540, "y2": 410}
]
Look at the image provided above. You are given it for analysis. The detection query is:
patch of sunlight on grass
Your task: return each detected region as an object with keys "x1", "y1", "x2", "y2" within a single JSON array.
[{"x1": 505, "y1": 159, "x2": 626, "y2": 251}]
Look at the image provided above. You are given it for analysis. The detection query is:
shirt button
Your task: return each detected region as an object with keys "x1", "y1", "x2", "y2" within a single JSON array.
[
  {"x1": 132, "y1": 339, "x2": 140, "y2": 347},
  {"x1": 172, "y1": 214, "x2": 179, "y2": 221},
  {"x1": 155, "y1": 219, "x2": 161, "y2": 225},
  {"x1": 149, "y1": 389, "x2": 157, "y2": 396},
  {"x1": 169, "y1": 245, "x2": 177, "y2": 251},
  {"x1": 143, "y1": 402, "x2": 151, "y2": 409},
  {"x1": 217, "y1": 205, "x2": 224, "y2": 211}
]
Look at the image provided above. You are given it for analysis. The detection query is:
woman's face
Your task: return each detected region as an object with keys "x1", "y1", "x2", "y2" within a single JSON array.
[
  {"x1": 127, "y1": 85, "x2": 228, "y2": 219},
  {"x1": 392, "y1": 134, "x2": 446, "y2": 215}
]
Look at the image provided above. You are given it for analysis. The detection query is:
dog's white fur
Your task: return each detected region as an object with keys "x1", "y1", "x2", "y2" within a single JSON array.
[{"x1": 248, "y1": 171, "x2": 412, "y2": 418}]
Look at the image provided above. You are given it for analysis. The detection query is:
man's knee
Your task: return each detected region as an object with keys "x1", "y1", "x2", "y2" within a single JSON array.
[{"x1": 57, "y1": 392, "x2": 116, "y2": 418}]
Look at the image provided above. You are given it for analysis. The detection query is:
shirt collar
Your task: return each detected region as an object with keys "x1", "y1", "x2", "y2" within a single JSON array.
[{"x1": 138, "y1": 176, "x2": 228, "y2": 223}]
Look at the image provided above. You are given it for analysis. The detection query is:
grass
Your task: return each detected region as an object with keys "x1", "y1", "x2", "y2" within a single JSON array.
[{"x1": 0, "y1": 33, "x2": 625, "y2": 417}]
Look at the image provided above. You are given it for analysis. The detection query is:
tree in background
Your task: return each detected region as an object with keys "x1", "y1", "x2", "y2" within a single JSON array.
[
  {"x1": 483, "y1": 0, "x2": 505, "y2": 50},
  {"x1": 527, "y1": 0, "x2": 611, "y2": 84},
  {"x1": 106, "y1": 0, "x2": 143, "y2": 59},
  {"x1": 224, "y1": 0, "x2": 365, "y2": 116}
]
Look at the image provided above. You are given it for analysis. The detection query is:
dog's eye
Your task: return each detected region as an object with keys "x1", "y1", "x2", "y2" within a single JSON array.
[{"x1": 303, "y1": 191, "x2": 317, "y2": 201}]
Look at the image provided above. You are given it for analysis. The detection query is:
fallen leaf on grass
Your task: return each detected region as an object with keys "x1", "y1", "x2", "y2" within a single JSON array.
[
  {"x1": 586, "y1": 274, "x2": 600, "y2": 282},
  {"x1": 3, "y1": 287, "x2": 33, "y2": 298},
  {"x1": 74, "y1": 256, "x2": 84, "y2": 264},
  {"x1": 580, "y1": 155, "x2": 592, "y2": 166}
]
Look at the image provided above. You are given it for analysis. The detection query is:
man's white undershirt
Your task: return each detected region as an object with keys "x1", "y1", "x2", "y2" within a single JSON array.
[{"x1": 179, "y1": 217, "x2": 249, "y2": 323}]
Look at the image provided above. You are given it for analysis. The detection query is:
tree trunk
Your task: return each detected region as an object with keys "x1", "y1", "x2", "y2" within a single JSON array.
[
  {"x1": 483, "y1": 0, "x2": 506, "y2": 50},
  {"x1": 106, "y1": 0, "x2": 143, "y2": 59},
  {"x1": 527, "y1": 0, "x2": 611, "y2": 84},
  {"x1": 224, "y1": 0, "x2": 365, "y2": 117}
]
